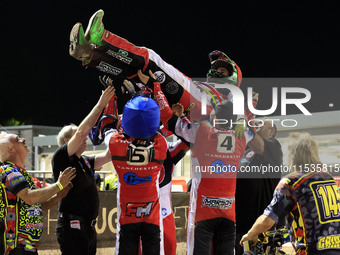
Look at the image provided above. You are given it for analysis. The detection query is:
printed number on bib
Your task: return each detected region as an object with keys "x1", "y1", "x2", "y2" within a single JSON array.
[
  {"x1": 311, "y1": 180, "x2": 340, "y2": 223},
  {"x1": 217, "y1": 133, "x2": 235, "y2": 153},
  {"x1": 127, "y1": 143, "x2": 155, "y2": 165}
]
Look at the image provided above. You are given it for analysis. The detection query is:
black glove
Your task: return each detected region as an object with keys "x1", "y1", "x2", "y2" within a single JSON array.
[{"x1": 99, "y1": 75, "x2": 114, "y2": 88}]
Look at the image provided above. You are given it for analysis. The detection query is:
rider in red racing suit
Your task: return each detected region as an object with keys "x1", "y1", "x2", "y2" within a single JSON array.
[
  {"x1": 136, "y1": 71, "x2": 255, "y2": 255},
  {"x1": 103, "y1": 95, "x2": 167, "y2": 255},
  {"x1": 94, "y1": 77, "x2": 190, "y2": 255},
  {"x1": 69, "y1": 10, "x2": 244, "y2": 123}
]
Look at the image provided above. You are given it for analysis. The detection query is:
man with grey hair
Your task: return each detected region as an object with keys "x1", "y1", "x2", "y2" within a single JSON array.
[
  {"x1": 0, "y1": 131, "x2": 76, "y2": 254},
  {"x1": 52, "y1": 85, "x2": 115, "y2": 255},
  {"x1": 56, "y1": 123, "x2": 77, "y2": 147}
]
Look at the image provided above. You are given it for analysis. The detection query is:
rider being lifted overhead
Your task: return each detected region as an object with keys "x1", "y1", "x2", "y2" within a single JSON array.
[
  {"x1": 68, "y1": 9, "x2": 264, "y2": 255},
  {"x1": 69, "y1": 9, "x2": 253, "y2": 136}
]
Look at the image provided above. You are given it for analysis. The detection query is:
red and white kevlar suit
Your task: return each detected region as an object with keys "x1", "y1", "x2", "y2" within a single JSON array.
[
  {"x1": 105, "y1": 130, "x2": 167, "y2": 255},
  {"x1": 84, "y1": 30, "x2": 245, "y2": 121},
  {"x1": 158, "y1": 139, "x2": 189, "y2": 255},
  {"x1": 152, "y1": 82, "x2": 254, "y2": 255}
]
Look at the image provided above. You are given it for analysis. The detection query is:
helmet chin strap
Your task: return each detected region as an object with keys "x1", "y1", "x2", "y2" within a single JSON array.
[
  {"x1": 207, "y1": 69, "x2": 229, "y2": 78},
  {"x1": 206, "y1": 69, "x2": 239, "y2": 87}
]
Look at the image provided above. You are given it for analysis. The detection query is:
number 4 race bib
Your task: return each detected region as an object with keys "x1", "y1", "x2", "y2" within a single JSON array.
[{"x1": 217, "y1": 133, "x2": 235, "y2": 153}]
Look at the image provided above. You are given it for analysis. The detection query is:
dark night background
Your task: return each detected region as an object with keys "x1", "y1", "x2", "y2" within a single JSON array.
[{"x1": 1, "y1": 1, "x2": 339, "y2": 127}]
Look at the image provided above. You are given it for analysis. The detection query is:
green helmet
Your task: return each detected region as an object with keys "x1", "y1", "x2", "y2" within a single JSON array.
[{"x1": 207, "y1": 50, "x2": 242, "y2": 87}]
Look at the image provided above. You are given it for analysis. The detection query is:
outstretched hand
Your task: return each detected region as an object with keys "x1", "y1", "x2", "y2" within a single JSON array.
[
  {"x1": 98, "y1": 86, "x2": 116, "y2": 109},
  {"x1": 137, "y1": 70, "x2": 156, "y2": 85},
  {"x1": 240, "y1": 233, "x2": 258, "y2": 247},
  {"x1": 172, "y1": 103, "x2": 185, "y2": 117},
  {"x1": 99, "y1": 75, "x2": 114, "y2": 88},
  {"x1": 121, "y1": 79, "x2": 136, "y2": 96},
  {"x1": 234, "y1": 119, "x2": 247, "y2": 139},
  {"x1": 57, "y1": 167, "x2": 76, "y2": 188}
]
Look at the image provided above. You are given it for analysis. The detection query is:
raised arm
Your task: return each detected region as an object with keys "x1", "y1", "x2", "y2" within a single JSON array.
[
  {"x1": 247, "y1": 120, "x2": 278, "y2": 156},
  {"x1": 247, "y1": 133, "x2": 265, "y2": 155},
  {"x1": 67, "y1": 86, "x2": 115, "y2": 156},
  {"x1": 94, "y1": 148, "x2": 112, "y2": 170}
]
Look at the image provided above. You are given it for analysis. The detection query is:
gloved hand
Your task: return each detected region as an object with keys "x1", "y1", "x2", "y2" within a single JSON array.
[
  {"x1": 234, "y1": 118, "x2": 247, "y2": 139},
  {"x1": 98, "y1": 75, "x2": 113, "y2": 88},
  {"x1": 137, "y1": 70, "x2": 157, "y2": 91},
  {"x1": 121, "y1": 79, "x2": 136, "y2": 97}
]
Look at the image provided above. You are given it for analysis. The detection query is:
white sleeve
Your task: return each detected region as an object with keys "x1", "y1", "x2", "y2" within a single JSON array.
[
  {"x1": 173, "y1": 117, "x2": 200, "y2": 144},
  {"x1": 244, "y1": 128, "x2": 255, "y2": 144},
  {"x1": 227, "y1": 91, "x2": 233, "y2": 102},
  {"x1": 104, "y1": 129, "x2": 118, "y2": 147}
]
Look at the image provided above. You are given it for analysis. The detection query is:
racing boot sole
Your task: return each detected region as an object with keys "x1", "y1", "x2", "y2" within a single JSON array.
[{"x1": 69, "y1": 22, "x2": 93, "y2": 60}]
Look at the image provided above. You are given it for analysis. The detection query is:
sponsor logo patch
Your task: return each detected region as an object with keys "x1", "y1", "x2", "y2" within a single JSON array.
[
  {"x1": 10, "y1": 176, "x2": 26, "y2": 187},
  {"x1": 318, "y1": 235, "x2": 340, "y2": 250},
  {"x1": 154, "y1": 71, "x2": 166, "y2": 84},
  {"x1": 27, "y1": 207, "x2": 43, "y2": 217},
  {"x1": 165, "y1": 81, "x2": 179, "y2": 95},
  {"x1": 106, "y1": 49, "x2": 132, "y2": 64},
  {"x1": 26, "y1": 222, "x2": 43, "y2": 230},
  {"x1": 123, "y1": 172, "x2": 152, "y2": 185},
  {"x1": 202, "y1": 195, "x2": 234, "y2": 209},
  {"x1": 126, "y1": 202, "x2": 153, "y2": 218},
  {"x1": 97, "y1": 61, "x2": 122, "y2": 75},
  {"x1": 162, "y1": 208, "x2": 168, "y2": 217}
]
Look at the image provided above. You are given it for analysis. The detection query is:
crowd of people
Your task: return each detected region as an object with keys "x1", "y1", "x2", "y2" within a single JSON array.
[{"x1": 1, "y1": 9, "x2": 340, "y2": 255}]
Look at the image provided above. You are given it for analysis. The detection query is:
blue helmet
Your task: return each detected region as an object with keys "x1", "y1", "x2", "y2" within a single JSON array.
[{"x1": 122, "y1": 96, "x2": 160, "y2": 139}]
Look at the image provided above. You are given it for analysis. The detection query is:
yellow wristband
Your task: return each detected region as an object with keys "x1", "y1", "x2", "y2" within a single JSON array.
[{"x1": 56, "y1": 182, "x2": 64, "y2": 191}]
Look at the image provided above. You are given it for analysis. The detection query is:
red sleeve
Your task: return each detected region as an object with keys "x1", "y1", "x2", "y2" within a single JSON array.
[
  {"x1": 153, "y1": 82, "x2": 173, "y2": 128},
  {"x1": 154, "y1": 134, "x2": 168, "y2": 161}
]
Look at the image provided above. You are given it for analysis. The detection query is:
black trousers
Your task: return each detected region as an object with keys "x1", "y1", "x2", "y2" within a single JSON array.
[
  {"x1": 56, "y1": 216, "x2": 97, "y2": 255},
  {"x1": 193, "y1": 217, "x2": 235, "y2": 255},
  {"x1": 8, "y1": 246, "x2": 38, "y2": 255},
  {"x1": 117, "y1": 222, "x2": 161, "y2": 255}
]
